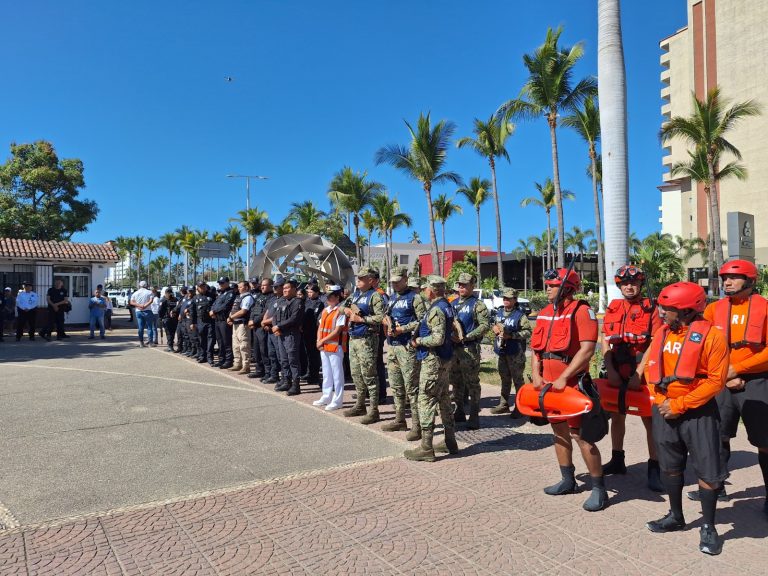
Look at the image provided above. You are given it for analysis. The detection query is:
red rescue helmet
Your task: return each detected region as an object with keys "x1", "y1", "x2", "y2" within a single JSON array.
[
  {"x1": 614, "y1": 265, "x2": 646, "y2": 285},
  {"x1": 719, "y1": 259, "x2": 757, "y2": 280},
  {"x1": 657, "y1": 282, "x2": 707, "y2": 313},
  {"x1": 544, "y1": 268, "x2": 581, "y2": 291}
]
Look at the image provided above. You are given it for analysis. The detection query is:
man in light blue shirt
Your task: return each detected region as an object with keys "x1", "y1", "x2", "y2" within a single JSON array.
[
  {"x1": 88, "y1": 288, "x2": 107, "y2": 339},
  {"x1": 15, "y1": 281, "x2": 39, "y2": 341}
]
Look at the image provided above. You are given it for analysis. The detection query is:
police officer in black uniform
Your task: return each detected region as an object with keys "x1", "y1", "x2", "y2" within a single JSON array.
[
  {"x1": 248, "y1": 278, "x2": 273, "y2": 379},
  {"x1": 190, "y1": 281, "x2": 215, "y2": 364},
  {"x1": 180, "y1": 288, "x2": 196, "y2": 356},
  {"x1": 301, "y1": 283, "x2": 324, "y2": 385},
  {"x1": 210, "y1": 276, "x2": 235, "y2": 368},
  {"x1": 173, "y1": 287, "x2": 189, "y2": 353},
  {"x1": 158, "y1": 288, "x2": 178, "y2": 352},
  {"x1": 262, "y1": 276, "x2": 285, "y2": 385},
  {"x1": 274, "y1": 278, "x2": 304, "y2": 394}
]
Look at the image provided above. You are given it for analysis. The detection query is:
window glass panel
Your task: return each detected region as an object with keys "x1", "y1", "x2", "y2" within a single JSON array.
[{"x1": 72, "y1": 275, "x2": 90, "y2": 297}]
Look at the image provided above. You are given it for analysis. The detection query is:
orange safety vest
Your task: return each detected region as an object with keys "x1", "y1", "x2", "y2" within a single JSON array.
[
  {"x1": 647, "y1": 319, "x2": 711, "y2": 386},
  {"x1": 603, "y1": 298, "x2": 655, "y2": 347},
  {"x1": 319, "y1": 306, "x2": 347, "y2": 353},
  {"x1": 531, "y1": 299, "x2": 589, "y2": 355},
  {"x1": 713, "y1": 294, "x2": 768, "y2": 348}
]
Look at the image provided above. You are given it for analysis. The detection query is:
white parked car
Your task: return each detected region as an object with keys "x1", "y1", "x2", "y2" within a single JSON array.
[
  {"x1": 107, "y1": 289, "x2": 130, "y2": 308},
  {"x1": 474, "y1": 288, "x2": 532, "y2": 316}
]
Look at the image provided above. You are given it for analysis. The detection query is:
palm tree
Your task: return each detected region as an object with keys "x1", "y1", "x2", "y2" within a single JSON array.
[
  {"x1": 528, "y1": 233, "x2": 551, "y2": 289},
  {"x1": 159, "y1": 232, "x2": 179, "y2": 287},
  {"x1": 131, "y1": 236, "x2": 146, "y2": 282},
  {"x1": 113, "y1": 236, "x2": 133, "y2": 286},
  {"x1": 361, "y1": 209, "x2": 378, "y2": 265},
  {"x1": 520, "y1": 179, "x2": 575, "y2": 269},
  {"x1": 144, "y1": 238, "x2": 161, "y2": 286},
  {"x1": 456, "y1": 117, "x2": 514, "y2": 284},
  {"x1": 563, "y1": 95, "x2": 606, "y2": 310},
  {"x1": 375, "y1": 112, "x2": 463, "y2": 273},
  {"x1": 456, "y1": 177, "x2": 492, "y2": 285},
  {"x1": 498, "y1": 26, "x2": 596, "y2": 267},
  {"x1": 230, "y1": 207, "x2": 272, "y2": 275},
  {"x1": 432, "y1": 194, "x2": 463, "y2": 276},
  {"x1": 514, "y1": 238, "x2": 534, "y2": 296},
  {"x1": 288, "y1": 201, "x2": 326, "y2": 231},
  {"x1": 150, "y1": 255, "x2": 169, "y2": 288},
  {"x1": 222, "y1": 224, "x2": 244, "y2": 279},
  {"x1": 409, "y1": 230, "x2": 421, "y2": 244},
  {"x1": 371, "y1": 192, "x2": 413, "y2": 284},
  {"x1": 565, "y1": 226, "x2": 594, "y2": 279},
  {"x1": 327, "y1": 167, "x2": 385, "y2": 266},
  {"x1": 598, "y1": 0, "x2": 630, "y2": 303},
  {"x1": 661, "y1": 86, "x2": 761, "y2": 293},
  {"x1": 265, "y1": 219, "x2": 297, "y2": 241},
  {"x1": 633, "y1": 233, "x2": 684, "y2": 287},
  {"x1": 178, "y1": 230, "x2": 198, "y2": 284},
  {"x1": 670, "y1": 147, "x2": 747, "y2": 294}
]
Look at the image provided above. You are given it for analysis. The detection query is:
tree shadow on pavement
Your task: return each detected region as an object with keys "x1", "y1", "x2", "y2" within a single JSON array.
[{"x1": 0, "y1": 333, "x2": 142, "y2": 363}]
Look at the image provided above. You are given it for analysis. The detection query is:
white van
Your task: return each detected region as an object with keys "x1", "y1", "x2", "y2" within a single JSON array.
[{"x1": 107, "y1": 289, "x2": 130, "y2": 308}]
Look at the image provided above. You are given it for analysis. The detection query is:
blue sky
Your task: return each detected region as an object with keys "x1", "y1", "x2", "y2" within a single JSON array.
[{"x1": 1, "y1": 0, "x2": 686, "y2": 254}]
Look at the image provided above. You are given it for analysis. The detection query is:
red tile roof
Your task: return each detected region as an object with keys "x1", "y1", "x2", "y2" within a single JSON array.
[{"x1": 0, "y1": 238, "x2": 120, "y2": 262}]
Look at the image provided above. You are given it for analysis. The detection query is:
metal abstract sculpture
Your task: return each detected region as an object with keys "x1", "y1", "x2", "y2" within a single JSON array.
[{"x1": 252, "y1": 233, "x2": 355, "y2": 290}]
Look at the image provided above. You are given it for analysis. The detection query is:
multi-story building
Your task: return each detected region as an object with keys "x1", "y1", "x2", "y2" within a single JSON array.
[
  {"x1": 659, "y1": 0, "x2": 768, "y2": 264},
  {"x1": 366, "y1": 242, "x2": 492, "y2": 276}
]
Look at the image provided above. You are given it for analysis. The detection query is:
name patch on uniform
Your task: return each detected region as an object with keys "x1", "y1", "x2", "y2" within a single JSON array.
[
  {"x1": 689, "y1": 332, "x2": 703, "y2": 343},
  {"x1": 587, "y1": 308, "x2": 597, "y2": 320}
]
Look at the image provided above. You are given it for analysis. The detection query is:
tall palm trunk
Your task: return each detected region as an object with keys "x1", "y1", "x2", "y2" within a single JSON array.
[
  {"x1": 705, "y1": 187, "x2": 717, "y2": 295},
  {"x1": 441, "y1": 222, "x2": 447, "y2": 276},
  {"x1": 548, "y1": 115, "x2": 566, "y2": 268},
  {"x1": 545, "y1": 210, "x2": 553, "y2": 269},
  {"x1": 598, "y1": 0, "x2": 630, "y2": 303},
  {"x1": 707, "y1": 158, "x2": 724, "y2": 295},
  {"x1": 475, "y1": 207, "x2": 482, "y2": 286},
  {"x1": 541, "y1": 253, "x2": 546, "y2": 289},
  {"x1": 489, "y1": 157, "x2": 504, "y2": 286},
  {"x1": 589, "y1": 148, "x2": 607, "y2": 312},
  {"x1": 424, "y1": 183, "x2": 440, "y2": 273},
  {"x1": 366, "y1": 230, "x2": 372, "y2": 265},
  {"x1": 523, "y1": 253, "x2": 528, "y2": 297}
]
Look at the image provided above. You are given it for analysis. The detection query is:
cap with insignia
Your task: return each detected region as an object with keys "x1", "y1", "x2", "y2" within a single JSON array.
[
  {"x1": 273, "y1": 274, "x2": 285, "y2": 286},
  {"x1": 426, "y1": 275, "x2": 447, "y2": 288},
  {"x1": 217, "y1": 276, "x2": 230, "y2": 284},
  {"x1": 407, "y1": 276, "x2": 421, "y2": 289},
  {"x1": 502, "y1": 288, "x2": 519, "y2": 298},
  {"x1": 357, "y1": 266, "x2": 376, "y2": 278},
  {"x1": 389, "y1": 266, "x2": 408, "y2": 282},
  {"x1": 326, "y1": 284, "x2": 343, "y2": 294},
  {"x1": 456, "y1": 272, "x2": 475, "y2": 285}
]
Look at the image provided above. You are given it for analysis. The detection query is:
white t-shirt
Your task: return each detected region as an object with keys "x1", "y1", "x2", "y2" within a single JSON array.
[
  {"x1": 131, "y1": 288, "x2": 154, "y2": 309},
  {"x1": 150, "y1": 296, "x2": 161, "y2": 314}
]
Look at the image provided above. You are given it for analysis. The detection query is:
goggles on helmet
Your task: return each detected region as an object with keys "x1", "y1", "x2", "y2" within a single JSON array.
[{"x1": 615, "y1": 265, "x2": 645, "y2": 284}]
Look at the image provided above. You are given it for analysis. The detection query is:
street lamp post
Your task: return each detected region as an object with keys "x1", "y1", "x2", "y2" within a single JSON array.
[{"x1": 227, "y1": 174, "x2": 269, "y2": 280}]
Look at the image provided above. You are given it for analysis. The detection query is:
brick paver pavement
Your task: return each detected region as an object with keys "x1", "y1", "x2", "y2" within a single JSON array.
[{"x1": 1, "y1": 347, "x2": 766, "y2": 575}]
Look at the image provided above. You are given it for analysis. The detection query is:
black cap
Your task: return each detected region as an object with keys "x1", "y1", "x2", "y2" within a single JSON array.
[
  {"x1": 180, "y1": 286, "x2": 189, "y2": 293},
  {"x1": 217, "y1": 276, "x2": 230, "y2": 284},
  {"x1": 22, "y1": 280, "x2": 32, "y2": 286},
  {"x1": 249, "y1": 277, "x2": 259, "y2": 283},
  {"x1": 196, "y1": 281, "x2": 208, "y2": 288},
  {"x1": 286, "y1": 278, "x2": 299, "y2": 287}
]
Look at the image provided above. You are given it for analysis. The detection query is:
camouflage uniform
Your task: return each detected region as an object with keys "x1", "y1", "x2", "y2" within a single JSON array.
[
  {"x1": 451, "y1": 274, "x2": 490, "y2": 429},
  {"x1": 342, "y1": 267, "x2": 385, "y2": 423},
  {"x1": 404, "y1": 275, "x2": 456, "y2": 462},
  {"x1": 492, "y1": 289, "x2": 532, "y2": 414},
  {"x1": 383, "y1": 269, "x2": 428, "y2": 436}
]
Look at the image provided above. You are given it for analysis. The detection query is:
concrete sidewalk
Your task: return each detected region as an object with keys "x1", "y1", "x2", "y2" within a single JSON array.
[{"x1": 0, "y1": 334, "x2": 765, "y2": 575}]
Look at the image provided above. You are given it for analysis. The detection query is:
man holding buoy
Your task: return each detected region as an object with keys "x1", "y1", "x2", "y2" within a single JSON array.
[
  {"x1": 601, "y1": 265, "x2": 663, "y2": 491},
  {"x1": 694, "y1": 260, "x2": 768, "y2": 519},
  {"x1": 645, "y1": 282, "x2": 728, "y2": 555},
  {"x1": 530, "y1": 268, "x2": 608, "y2": 512}
]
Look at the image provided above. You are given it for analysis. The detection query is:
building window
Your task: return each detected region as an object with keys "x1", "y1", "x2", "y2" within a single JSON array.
[{"x1": 399, "y1": 255, "x2": 409, "y2": 265}]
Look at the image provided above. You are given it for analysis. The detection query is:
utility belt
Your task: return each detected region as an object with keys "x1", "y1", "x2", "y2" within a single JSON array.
[
  {"x1": 740, "y1": 371, "x2": 768, "y2": 382},
  {"x1": 349, "y1": 333, "x2": 375, "y2": 340},
  {"x1": 458, "y1": 339, "x2": 480, "y2": 347},
  {"x1": 730, "y1": 341, "x2": 763, "y2": 350},
  {"x1": 540, "y1": 351, "x2": 572, "y2": 363},
  {"x1": 656, "y1": 373, "x2": 708, "y2": 394}
]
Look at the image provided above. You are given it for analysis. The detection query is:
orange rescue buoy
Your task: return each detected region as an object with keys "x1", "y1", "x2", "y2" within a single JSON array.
[
  {"x1": 594, "y1": 378, "x2": 653, "y2": 417},
  {"x1": 515, "y1": 383, "x2": 593, "y2": 420}
]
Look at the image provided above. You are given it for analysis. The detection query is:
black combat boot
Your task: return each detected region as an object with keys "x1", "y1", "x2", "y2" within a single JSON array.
[
  {"x1": 602, "y1": 450, "x2": 627, "y2": 475},
  {"x1": 286, "y1": 379, "x2": 301, "y2": 396}
]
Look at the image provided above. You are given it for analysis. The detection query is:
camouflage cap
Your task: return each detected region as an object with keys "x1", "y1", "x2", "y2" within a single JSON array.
[
  {"x1": 426, "y1": 275, "x2": 447, "y2": 288},
  {"x1": 389, "y1": 266, "x2": 408, "y2": 282},
  {"x1": 407, "y1": 276, "x2": 422, "y2": 289},
  {"x1": 357, "y1": 266, "x2": 376, "y2": 278},
  {"x1": 502, "y1": 288, "x2": 519, "y2": 298},
  {"x1": 456, "y1": 272, "x2": 475, "y2": 285}
]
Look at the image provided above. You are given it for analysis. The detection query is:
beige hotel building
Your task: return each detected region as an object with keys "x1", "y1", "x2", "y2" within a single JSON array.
[{"x1": 659, "y1": 0, "x2": 768, "y2": 265}]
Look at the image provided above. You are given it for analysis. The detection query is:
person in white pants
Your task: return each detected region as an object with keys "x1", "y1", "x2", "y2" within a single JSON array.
[{"x1": 313, "y1": 285, "x2": 348, "y2": 411}]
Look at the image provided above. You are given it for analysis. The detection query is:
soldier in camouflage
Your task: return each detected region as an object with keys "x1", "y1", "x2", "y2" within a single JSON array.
[
  {"x1": 341, "y1": 266, "x2": 386, "y2": 424},
  {"x1": 405, "y1": 275, "x2": 457, "y2": 462},
  {"x1": 491, "y1": 288, "x2": 532, "y2": 418},
  {"x1": 381, "y1": 267, "x2": 428, "y2": 436},
  {"x1": 451, "y1": 272, "x2": 491, "y2": 430}
]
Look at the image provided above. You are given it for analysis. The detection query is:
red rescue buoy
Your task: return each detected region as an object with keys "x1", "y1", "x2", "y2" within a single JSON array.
[
  {"x1": 594, "y1": 378, "x2": 654, "y2": 417},
  {"x1": 515, "y1": 383, "x2": 593, "y2": 420}
]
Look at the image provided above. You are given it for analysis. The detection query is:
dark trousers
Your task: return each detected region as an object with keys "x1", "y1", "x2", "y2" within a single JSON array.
[
  {"x1": 197, "y1": 322, "x2": 215, "y2": 361},
  {"x1": 303, "y1": 332, "x2": 321, "y2": 381},
  {"x1": 45, "y1": 308, "x2": 66, "y2": 338},
  {"x1": 105, "y1": 309, "x2": 112, "y2": 330},
  {"x1": 187, "y1": 320, "x2": 199, "y2": 354},
  {"x1": 377, "y1": 326, "x2": 387, "y2": 400},
  {"x1": 215, "y1": 320, "x2": 233, "y2": 364},
  {"x1": 252, "y1": 327, "x2": 269, "y2": 376},
  {"x1": 279, "y1": 330, "x2": 301, "y2": 383},
  {"x1": 163, "y1": 318, "x2": 178, "y2": 348},
  {"x1": 267, "y1": 331, "x2": 281, "y2": 378},
  {"x1": 16, "y1": 308, "x2": 36, "y2": 340},
  {"x1": 174, "y1": 319, "x2": 184, "y2": 350}
]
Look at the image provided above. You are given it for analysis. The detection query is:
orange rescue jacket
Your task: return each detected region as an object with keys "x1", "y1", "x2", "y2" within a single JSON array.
[
  {"x1": 712, "y1": 294, "x2": 768, "y2": 348},
  {"x1": 647, "y1": 319, "x2": 711, "y2": 386},
  {"x1": 319, "y1": 306, "x2": 347, "y2": 353}
]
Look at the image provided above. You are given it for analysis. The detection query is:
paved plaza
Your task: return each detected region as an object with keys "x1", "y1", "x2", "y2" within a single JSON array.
[{"x1": 0, "y1": 326, "x2": 766, "y2": 575}]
